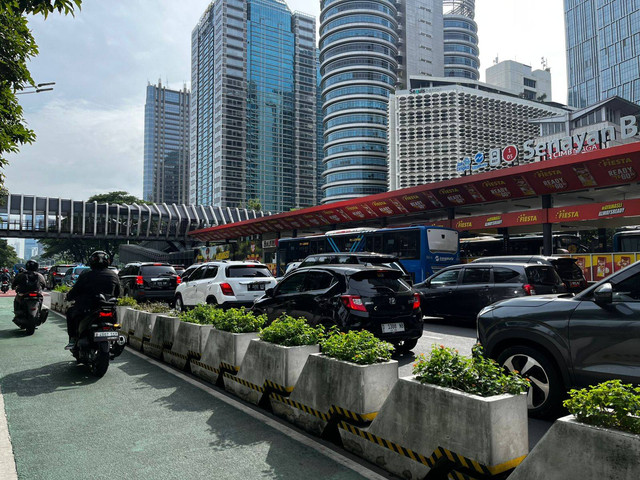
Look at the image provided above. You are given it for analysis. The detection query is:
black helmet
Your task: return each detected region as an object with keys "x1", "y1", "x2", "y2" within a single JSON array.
[
  {"x1": 88, "y1": 251, "x2": 110, "y2": 269},
  {"x1": 26, "y1": 260, "x2": 38, "y2": 272}
]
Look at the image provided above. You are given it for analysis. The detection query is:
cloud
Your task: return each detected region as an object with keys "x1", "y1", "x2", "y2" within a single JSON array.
[{"x1": 5, "y1": 98, "x2": 144, "y2": 200}]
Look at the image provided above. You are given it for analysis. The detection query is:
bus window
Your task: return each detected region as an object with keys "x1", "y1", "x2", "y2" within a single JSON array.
[{"x1": 383, "y1": 230, "x2": 420, "y2": 260}]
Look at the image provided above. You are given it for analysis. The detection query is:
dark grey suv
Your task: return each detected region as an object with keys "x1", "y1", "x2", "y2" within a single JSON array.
[{"x1": 477, "y1": 261, "x2": 640, "y2": 418}]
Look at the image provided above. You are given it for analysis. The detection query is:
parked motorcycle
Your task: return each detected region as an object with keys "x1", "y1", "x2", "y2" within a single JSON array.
[
  {"x1": 1, "y1": 280, "x2": 9, "y2": 293},
  {"x1": 71, "y1": 295, "x2": 126, "y2": 377},
  {"x1": 13, "y1": 292, "x2": 48, "y2": 335}
]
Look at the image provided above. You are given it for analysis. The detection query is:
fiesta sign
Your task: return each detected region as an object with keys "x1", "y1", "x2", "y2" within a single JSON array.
[{"x1": 457, "y1": 115, "x2": 640, "y2": 175}]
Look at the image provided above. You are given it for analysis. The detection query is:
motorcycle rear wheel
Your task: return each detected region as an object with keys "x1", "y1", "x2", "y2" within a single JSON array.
[{"x1": 91, "y1": 349, "x2": 110, "y2": 378}]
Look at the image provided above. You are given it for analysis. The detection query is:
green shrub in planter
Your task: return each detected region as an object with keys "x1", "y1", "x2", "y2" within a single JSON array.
[
  {"x1": 117, "y1": 296, "x2": 138, "y2": 307},
  {"x1": 321, "y1": 329, "x2": 393, "y2": 365},
  {"x1": 413, "y1": 345, "x2": 530, "y2": 397},
  {"x1": 212, "y1": 307, "x2": 266, "y2": 333},
  {"x1": 564, "y1": 380, "x2": 640, "y2": 434},
  {"x1": 54, "y1": 284, "x2": 71, "y2": 293},
  {"x1": 138, "y1": 302, "x2": 178, "y2": 315},
  {"x1": 179, "y1": 304, "x2": 225, "y2": 325},
  {"x1": 259, "y1": 314, "x2": 323, "y2": 346}
]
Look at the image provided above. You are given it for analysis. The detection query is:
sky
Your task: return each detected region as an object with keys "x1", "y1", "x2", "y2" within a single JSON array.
[{"x1": 6, "y1": 0, "x2": 567, "y2": 201}]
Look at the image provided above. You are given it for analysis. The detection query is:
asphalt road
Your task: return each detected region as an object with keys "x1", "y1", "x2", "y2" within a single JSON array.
[{"x1": 0, "y1": 297, "x2": 386, "y2": 480}]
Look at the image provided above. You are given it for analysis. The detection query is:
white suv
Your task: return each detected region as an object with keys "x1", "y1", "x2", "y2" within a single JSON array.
[{"x1": 174, "y1": 261, "x2": 276, "y2": 311}]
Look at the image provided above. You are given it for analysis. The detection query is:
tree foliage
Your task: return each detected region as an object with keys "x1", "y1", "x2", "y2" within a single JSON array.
[
  {"x1": 0, "y1": 0, "x2": 82, "y2": 185},
  {"x1": 39, "y1": 191, "x2": 144, "y2": 264},
  {"x1": 0, "y1": 239, "x2": 19, "y2": 267}
]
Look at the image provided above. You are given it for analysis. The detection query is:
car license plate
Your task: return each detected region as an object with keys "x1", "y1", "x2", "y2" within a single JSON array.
[
  {"x1": 381, "y1": 322, "x2": 405, "y2": 334},
  {"x1": 94, "y1": 331, "x2": 118, "y2": 339},
  {"x1": 570, "y1": 281, "x2": 580, "y2": 287},
  {"x1": 248, "y1": 283, "x2": 266, "y2": 291}
]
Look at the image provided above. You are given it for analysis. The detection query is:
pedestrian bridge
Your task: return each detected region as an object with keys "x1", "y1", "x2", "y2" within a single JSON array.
[{"x1": 0, "y1": 193, "x2": 269, "y2": 241}]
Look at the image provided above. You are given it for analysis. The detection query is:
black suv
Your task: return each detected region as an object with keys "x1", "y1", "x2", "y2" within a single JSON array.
[
  {"x1": 253, "y1": 265, "x2": 423, "y2": 353},
  {"x1": 46, "y1": 264, "x2": 76, "y2": 289},
  {"x1": 472, "y1": 255, "x2": 588, "y2": 293},
  {"x1": 477, "y1": 260, "x2": 640, "y2": 419},
  {"x1": 297, "y1": 252, "x2": 412, "y2": 283},
  {"x1": 414, "y1": 262, "x2": 566, "y2": 321},
  {"x1": 119, "y1": 262, "x2": 181, "y2": 303}
]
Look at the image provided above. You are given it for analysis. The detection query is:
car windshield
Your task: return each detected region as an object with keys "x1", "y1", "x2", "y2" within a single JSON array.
[
  {"x1": 526, "y1": 266, "x2": 562, "y2": 285},
  {"x1": 227, "y1": 266, "x2": 272, "y2": 278},
  {"x1": 74, "y1": 267, "x2": 90, "y2": 275},
  {"x1": 553, "y1": 261, "x2": 584, "y2": 280},
  {"x1": 348, "y1": 271, "x2": 411, "y2": 295},
  {"x1": 141, "y1": 265, "x2": 176, "y2": 277}
]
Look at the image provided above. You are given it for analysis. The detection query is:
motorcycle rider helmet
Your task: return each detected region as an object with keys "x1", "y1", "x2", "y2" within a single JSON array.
[
  {"x1": 88, "y1": 251, "x2": 110, "y2": 269},
  {"x1": 26, "y1": 260, "x2": 38, "y2": 272}
]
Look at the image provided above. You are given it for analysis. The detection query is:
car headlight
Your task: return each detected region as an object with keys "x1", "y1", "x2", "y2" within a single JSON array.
[{"x1": 478, "y1": 304, "x2": 497, "y2": 317}]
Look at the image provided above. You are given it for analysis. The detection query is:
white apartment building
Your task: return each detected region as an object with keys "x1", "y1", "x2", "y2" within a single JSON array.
[
  {"x1": 485, "y1": 59, "x2": 552, "y2": 102},
  {"x1": 388, "y1": 77, "x2": 569, "y2": 190}
]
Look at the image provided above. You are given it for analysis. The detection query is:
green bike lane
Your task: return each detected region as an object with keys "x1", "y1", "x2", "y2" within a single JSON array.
[{"x1": 0, "y1": 298, "x2": 383, "y2": 480}]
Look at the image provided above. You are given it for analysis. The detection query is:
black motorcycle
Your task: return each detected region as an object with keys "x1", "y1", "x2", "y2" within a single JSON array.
[
  {"x1": 72, "y1": 295, "x2": 126, "y2": 377},
  {"x1": 1, "y1": 280, "x2": 9, "y2": 293},
  {"x1": 13, "y1": 291, "x2": 48, "y2": 335}
]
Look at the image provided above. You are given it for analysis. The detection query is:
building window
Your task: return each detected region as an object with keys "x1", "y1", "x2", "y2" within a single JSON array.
[{"x1": 524, "y1": 78, "x2": 537, "y2": 88}]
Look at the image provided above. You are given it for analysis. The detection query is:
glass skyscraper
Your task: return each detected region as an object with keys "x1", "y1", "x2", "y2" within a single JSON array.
[
  {"x1": 190, "y1": 0, "x2": 318, "y2": 212},
  {"x1": 565, "y1": 0, "x2": 640, "y2": 107},
  {"x1": 143, "y1": 82, "x2": 190, "y2": 204},
  {"x1": 443, "y1": 0, "x2": 479, "y2": 80}
]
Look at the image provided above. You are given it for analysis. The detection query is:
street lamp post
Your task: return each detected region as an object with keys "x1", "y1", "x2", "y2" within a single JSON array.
[{"x1": 16, "y1": 82, "x2": 55, "y2": 95}]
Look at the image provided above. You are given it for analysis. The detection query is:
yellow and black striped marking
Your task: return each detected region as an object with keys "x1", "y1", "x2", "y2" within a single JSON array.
[
  {"x1": 190, "y1": 359, "x2": 220, "y2": 374},
  {"x1": 338, "y1": 421, "x2": 525, "y2": 478},
  {"x1": 270, "y1": 394, "x2": 378, "y2": 424},
  {"x1": 166, "y1": 350, "x2": 188, "y2": 361},
  {"x1": 265, "y1": 379, "x2": 294, "y2": 394},
  {"x1": 223, "y1": 376, "x2": 293, "y2": 395},
  {"x1": 219, "y1": 362, "x2": 239, "y2": 373},
  {"x1": 142, "y1": 335, "x2": 151, "y2": 342},
  {"x1": 224, "y1": 373, "x2": 265, "y2": 393},
  {"x1": 127, "y1": 329, "x2": 135, "y2": 336},
  {"x1": 187, "y1": 350, "x2": 202, "y2": 361},
  {"x1": 145, "y1": 341, "x2": 163, "y2": 352},
  {"x1": 129, "y1": 335, "x2": 143, "y2": 344},
  {"x1": 162, "y1": 342, "x2": 173, "y2": 350}
]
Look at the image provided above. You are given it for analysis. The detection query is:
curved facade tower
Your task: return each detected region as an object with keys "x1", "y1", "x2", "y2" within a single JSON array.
[
  {"x1": 443, "y1": 0, "x2": 479, "y2": 80},
  {"x1": 319, "y1": 0, "x2": 398, "y2": 203}
]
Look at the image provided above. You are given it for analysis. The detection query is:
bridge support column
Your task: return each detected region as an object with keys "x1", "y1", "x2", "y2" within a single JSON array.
[
  {"x1": 498, "y1": 228, "x2": 510, "y2": 255},
  {"x1": 542, "y1": 195, "x2": 553, "y2": 256}
]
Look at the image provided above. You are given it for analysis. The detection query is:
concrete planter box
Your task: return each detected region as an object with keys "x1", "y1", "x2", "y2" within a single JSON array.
[
  {"x1": 165, "y1": 321, "x2": 212, "y2": 371},
  {"x1": 115, "y1": 306, "x2": 129, "y2": 326},
  {"x1": 49, "y1": 291, "x2": 63, "y2": 312},
  {"x1": 145, "y1": 315, "x2": 180, "y2": 360},
  {"x1": 271, "y1": 354, "x2": 398, "y2": 437},
  {"x1": 223, "y1": 339, "x2": 319, "y2": 405},
  {"x1": 340, "y1": 377, "x2": 528, "y2": 480},
  {"x1": 191, "y1": 329, "x2": 259, "y2": 386},
  {"x1": 118, "y1": 308, "x2": 139, "y2": 343},
  {"x1": 129, "y1": 311, "x2": 159, "y2": 352},
  {"x1": 509, "y1": 415, "x2": 640, "y2": 480}
]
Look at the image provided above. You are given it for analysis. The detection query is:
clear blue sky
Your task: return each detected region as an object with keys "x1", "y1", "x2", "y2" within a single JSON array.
[{"x1": 5, "y1": 0, "x2": 567, "y2": 201}]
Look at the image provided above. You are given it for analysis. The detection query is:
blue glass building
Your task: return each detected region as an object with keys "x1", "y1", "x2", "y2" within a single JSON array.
[
  {"x1": 565, "y1": 0, "x2": 640, "y2": 107},
  {"x1": 143, "y1": 82, "x2": 190, "y2": 204},
  {"x1": 443, "y1": 0, "x2": 479, "y2": 80},
  {"x1": 190, "y1": 0, "x2": 318, "y2": 212}
]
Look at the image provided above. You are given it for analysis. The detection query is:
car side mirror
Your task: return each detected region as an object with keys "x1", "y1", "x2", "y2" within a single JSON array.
[
  {"x1": 265, "y1": 287, "x2": 274, "y2": 298},
  {"x1": 593, "y1": 283, "x2": 613, "y2": 306}
]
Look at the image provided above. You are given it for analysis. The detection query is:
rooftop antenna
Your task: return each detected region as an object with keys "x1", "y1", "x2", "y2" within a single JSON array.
[
  {"x1": 541, "y1": 57, "x2": 549, "y2": 70},
  {"x1": 493, "y1": 55, "x2": 499, "y2": 65}
]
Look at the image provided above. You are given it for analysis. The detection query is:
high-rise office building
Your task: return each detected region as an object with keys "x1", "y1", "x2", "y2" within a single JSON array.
[
  {"x1": 320, "y1": 0, "x2": 447, "y2": 204},
  {"x1": 190, "y1": 0, "x2": 318, "y2": 213},
  {"x1": 143, "y1": 81, "x2": 190, "y2": 205},
  {"x1": 486, "y1": 60, "x2": 552, "y2": 101},
  {"x1": 443, "y1": 0, "x2": 479, "y2": 80},
  {"x1": 565, "y1": 0, "x2": 640, "y2": 107}
]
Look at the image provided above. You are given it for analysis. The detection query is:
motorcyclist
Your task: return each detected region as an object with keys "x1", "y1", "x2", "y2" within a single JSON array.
[
  {"x1": 12, "y1": 260, "x2": 46, "y2": 316},
  {"x1": 1, "y1": 268, "x2": 11, "y2": 284},
  {"x1": 65, "y1": 251, "x2": 120, "y2": 350}
]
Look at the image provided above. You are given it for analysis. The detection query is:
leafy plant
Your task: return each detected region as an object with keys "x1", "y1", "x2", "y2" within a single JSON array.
[
  {"x1": 564, "y1": 380, "x2": 640, "y2": 434},
  {"x1": 137, "y1": 302, "x2": 178, "y2": 315},
  {"x1": 412, "y1": 345, "x2": 530, "y2": 397},
  {"x1": 320, "y1": 328, "x2": 393, "y2": 365},
  {"x1": 179, "y1": 304, "x2": 226, "y2": 325},
  {"x1": 179, "y1": 305, "x2": 265, "y2": 333},
  {"x1": 116, "y1": 296, "x2": 138, "y2": 307},
  {"x1": 53, "y1": 284, "x2": 70, "y2": 293},
  {"x1": 259, "y1": 314, "x2": 323, "y2": 346}
]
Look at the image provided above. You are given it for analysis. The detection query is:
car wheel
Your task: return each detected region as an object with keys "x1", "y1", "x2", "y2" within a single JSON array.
[
  {"x1": 206, "y1": 296, "x2": 218, "y2": 306},
  {"x1": 497, "y1": 345, "x2": 563, "y2": 419},
  {"x1": 175, "y1": 295, "x2": 184, "y2": 312},
  {"x1": 393, "y1": 338, "x2": 418, "y2": 354}
]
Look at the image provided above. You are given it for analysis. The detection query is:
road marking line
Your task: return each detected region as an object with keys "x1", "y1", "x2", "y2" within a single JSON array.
[
  {"x1": 125, "y1": 348, "x2": 389, "y2": 480},
  {"x1": 0, "y1": 387, "x2": 18, "y2": 480},
  {"x1": 422, "y1": 335, "x2": 443, "y2": 340}
]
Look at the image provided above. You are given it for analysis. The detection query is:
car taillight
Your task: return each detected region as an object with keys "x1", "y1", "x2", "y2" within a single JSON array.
[
  {"x1": 99, "y1": 312, "x2": 113, "y2": 318},
  {"x1": 176, "y1": 276, "x2": 182, "y2": 284},
  {"x1": 523, "y1": 284, "x2": 536, "y2": 295},
  {"x1": 412, "y1": 293, "x2": 420, "y2": 310},
  {"x1": 220, "y1": 283, "x2": 234, "y2": 296},
  {"x1": 136, "y1": 275, "x2": 144, "y2": 286},
  {"x1": 340, "y1": 295, "x2": 367, "y2": 312},
  {"x1": 27, "y1": 293, "x2": 38, "y2": 297}
]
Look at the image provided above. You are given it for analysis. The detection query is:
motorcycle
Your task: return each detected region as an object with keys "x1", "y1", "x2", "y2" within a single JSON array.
[
  {"x1": 72, "y1": 295, "x2": 126, "y2": 377},
  {"x1": 13, "y1": 291, "x2": 48, "y2": 335},
  {"x1": 1, "y1": 280, "x2": 9, "y2": 293}
]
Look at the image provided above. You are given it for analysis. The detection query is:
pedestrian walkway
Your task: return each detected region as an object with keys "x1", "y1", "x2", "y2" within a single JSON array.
[{"x1": 0, "y1": 298, "x2": 379, "y2": 480}]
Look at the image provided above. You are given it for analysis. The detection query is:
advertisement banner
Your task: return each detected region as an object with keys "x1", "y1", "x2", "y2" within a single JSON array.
[{"x1": 549, "y1": 198, "x2": 640, "y2": 223}]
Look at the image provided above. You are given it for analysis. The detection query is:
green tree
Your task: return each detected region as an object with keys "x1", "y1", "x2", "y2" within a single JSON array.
[
  {"x1": 247, "y1": 198, "x2": 262, "y2": 211},
  {"x1": 0, "y1": 0, "x2": 82, "y2": 186},
  {"x1": 0, "y1": 239, "x2": 19, "y2": 267},
  {"x1": 39, "y1": 191, "x2": 145, "y2": 263}
]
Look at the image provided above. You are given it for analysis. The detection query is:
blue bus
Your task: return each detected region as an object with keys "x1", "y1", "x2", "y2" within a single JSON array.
[{"x1": 276, "y1": 226, "x2": 460, "y2": 283}]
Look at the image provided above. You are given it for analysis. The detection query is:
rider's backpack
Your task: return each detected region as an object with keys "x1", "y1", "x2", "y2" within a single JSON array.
[{"x1": 24, "y1": 272, "x2": 40, "y2": 292}]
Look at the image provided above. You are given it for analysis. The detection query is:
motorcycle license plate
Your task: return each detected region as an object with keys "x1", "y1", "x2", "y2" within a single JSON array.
[
  {"x1": 94, "y1": 331, "x2": 118, "y2": 340},
  {"x1": 381, "y1": 323, "x2": 405, "y2": 334}
]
